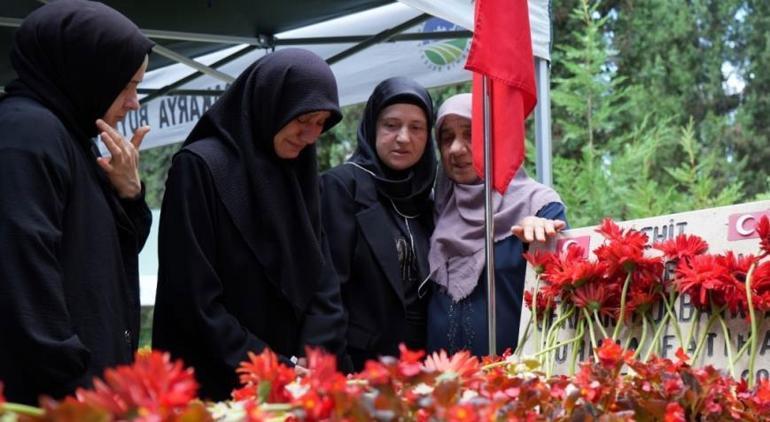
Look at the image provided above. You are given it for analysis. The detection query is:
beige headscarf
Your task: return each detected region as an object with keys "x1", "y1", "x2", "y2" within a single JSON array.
[{"x1": 427, "y1": 93, "x2": 563, "y2": 301}]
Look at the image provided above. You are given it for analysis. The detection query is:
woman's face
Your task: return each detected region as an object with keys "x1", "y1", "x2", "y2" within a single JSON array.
[
  {"x1": 273, "y1": 110, "x2": 331, "y2": 159},
  {"x1": 438, "y1": 114, "x2": 478, "y2": 184},
  {"x1": 102, "y1": 55, "x2": 148, "y2": 128},
  {"x1": 375, "y1": 103, "x2": 428, "y2": 171}
]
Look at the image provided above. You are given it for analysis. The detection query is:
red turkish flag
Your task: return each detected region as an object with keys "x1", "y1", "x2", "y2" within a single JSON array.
[{"x1": 465, "y1": 0, "x2": 537, "y2": 193}]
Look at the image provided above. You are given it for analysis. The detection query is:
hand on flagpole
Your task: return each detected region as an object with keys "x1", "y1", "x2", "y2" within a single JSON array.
[{"x1": 511, "y1": 216, "x2": 566, "y2": 243}]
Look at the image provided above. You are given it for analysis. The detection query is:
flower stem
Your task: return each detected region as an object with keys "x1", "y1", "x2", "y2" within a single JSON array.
[
  {"x1": 644, "y1": 308, "x2": 670, "y2": 362},
  {"x1": 514, "y1": 316, "x2": 533, "y2": 357},
  {"x1": 718, "y1": 313, "x2": 736, "y2": 379},
  {"x1": 540, "y1": 298, "x2": 553, "y2": 356},
  {"x1": 569, "y1": 317, "x2": 586, "y2": 375},
  {"x1": 691, "y1": 307, "x2": 722, "y2": 364},
  {"x1": 684, "y1": 308, "x2": 702, "y2": 354},
  {"x1": 746, "y1": 262, "x2": 759, "y2": 387},
  {"x1": 664, "y1": 290, "x2": 685, "y2": 346},
  {"x1": 545, "y1": 307, "x2": 575, "y2": 349},
  {"x1": 481, "y1": 359, "x2": 510, "y2": 371},
  {"x1": 583, "y1": 307, "x2": 599, "y2": 361},
  {"x1": 612, "y1": 272, "x2": 633, "y2": 340},
  {"x1": 533, "y1": 328, "x2": 585, "y2": 357},
  {"x1": 733, "y1": 339, "x2": 751, "y2": 366},
  {"x1": 633, "y1": 313, "x2": 649, "y2": 360},
  {"x1": 261, "y1": 404, "x2": 295, "y2": 411},
  {"x1": 0, "y1": 402, "x2": 45, "y2": 417},
  {"x1": 543, "y1": 305, "x2": 575, "y2": 371},
  {"x1": 593, "y1": 309, "x2": 609, "y2": 339}
]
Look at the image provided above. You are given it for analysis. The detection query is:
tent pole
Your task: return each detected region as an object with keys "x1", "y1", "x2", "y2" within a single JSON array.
[
  {"x1": 533, "y1": 58, "x2": 553, "y2": 187},
  {"x1": 325, "y1": 13, "x2": 431, "y2": 65},
  {"x1": 483, "y1": 75, "x2": 497, "y2": 356},
  {"x1": 152, "y1": 44, "x2": 235, "y2": 83},
  {"x1": 140, "y1": 45, "x2": 257, "y2": 105}
]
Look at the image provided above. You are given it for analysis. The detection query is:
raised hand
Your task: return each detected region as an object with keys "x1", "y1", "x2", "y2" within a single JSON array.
[
  {"x1": 95, "y1": 119, "x2": 150, "y2": 199},
  {"x1": 511, "y1": 216, "x2": 566, "y2": 243}
]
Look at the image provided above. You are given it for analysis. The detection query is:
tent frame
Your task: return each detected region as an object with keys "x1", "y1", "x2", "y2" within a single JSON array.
[{"x1": 2, "y1": 5, "x2": 552, "y2": 187}]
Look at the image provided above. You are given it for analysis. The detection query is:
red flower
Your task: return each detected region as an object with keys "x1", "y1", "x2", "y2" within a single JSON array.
[
  {"x1": 523, "y1": 289, "x2": 556, "y2": 322},
  {"x1": 233, "y1": 349, "x2": 295, "y2": 403},
  {"x1": 303, "y1": 348, "x2": 347, "y2": 394},
  {"x1": 571, "y1": 282, "x2": 616, "y2": 316},
  {"x1": 674, "y1": 255, "x2": 731, "y2": 311},
  {"x1": 653, "y1": 234, "x2": 709, "y2": 262},
  {"x1": 752, "y1": 262, "x2": 770, "y2": 312},
  {"x1": 523, "y1": 250, "x2": 556, "y2": 275},
  {"x1": 446, "y1": 403, "x2": 478, "y2": 422},
  {"x1": 398, "y1": 344, "x2": 425, "y2": 378},
  {"x1": 596, "y1": 218, "x2": 624, "y2": 242},
  {"x1": 75, "y1": 350, "x2": 198, "y2": 418},
  {"x1": 624, "y1": 289, "x2": 658, "y2": 317},
  {"x1": 543, "y1": 258, "x2": 606, "y2": 292},
  {"x1": 423, "y1": 350, "x2": 480, "y2": 386},
  {"x1": 757, "y1": 215, "x2": 770, "y2": 257},
  {"x1": 0, "y1": 382, "x2": 4, "y2": 406},
  {"x1": 294, "y1": 390, "x2": 334, "y2": 421},
  {"x1": 596, "y1": 338, "x2": 631, "y2": 370},
  {"x1": 664, "y1": 402, "x2": 686, "y2": 422},
  {"x1": 594, "y1": 219, "x2": 651, "y2": 275},
  {"x1": 675, "y1": 347, "x2": 690, "y2": 363},
  {"x1": 752, "y1": 379, "x2": 770, "y2": 410},
  {"x1": 360, "y1": 360, "x2": 391, "y2": 385}
]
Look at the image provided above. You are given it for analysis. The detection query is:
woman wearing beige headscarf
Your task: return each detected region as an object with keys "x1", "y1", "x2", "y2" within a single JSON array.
[{"x1": 425, "y1": 93, "x2": 567, "y2": 356}]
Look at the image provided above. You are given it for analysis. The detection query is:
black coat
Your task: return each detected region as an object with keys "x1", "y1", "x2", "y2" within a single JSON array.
[
  {"x1": 0, "y1": 97, "x2": 152, "y2": 404},
  {"x1": 153, "y1": 144, "x2": 349, "y2": 401},
  {"x1": 321, "y1": 164, "x2": 433, "y2": 371}
]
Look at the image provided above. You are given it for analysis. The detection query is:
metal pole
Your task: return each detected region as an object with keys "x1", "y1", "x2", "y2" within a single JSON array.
[
  {"x1": 533, "y1": 58, "x2": 553, "y2": 187},
  {"x1": 483, "y1": 75, "x2": 497, "y2": 356},
  {"x1": 151, "y1": 44, "x2": 235, "y2": 84}
]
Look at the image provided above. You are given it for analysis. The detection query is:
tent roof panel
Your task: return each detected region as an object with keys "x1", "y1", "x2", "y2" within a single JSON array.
[{"x1": 0, "y1": 0, "x2": 393, "y2": 86}]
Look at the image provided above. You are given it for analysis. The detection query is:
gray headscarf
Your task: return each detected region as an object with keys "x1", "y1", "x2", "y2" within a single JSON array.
[{"x1": 427, "y1": 93, "x2": 563, "y2": 301}]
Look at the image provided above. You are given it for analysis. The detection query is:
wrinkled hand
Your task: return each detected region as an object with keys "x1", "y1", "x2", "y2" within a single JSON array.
[
  {"x1": 511, "y1": 216, "x2": 566, "y2": 243},
  {"x1": 95, "y1": 119, "x2": 149, "y2": 199}
]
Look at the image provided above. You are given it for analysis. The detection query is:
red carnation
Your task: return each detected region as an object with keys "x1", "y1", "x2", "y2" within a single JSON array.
[
  {"x1": 654, "y1": 234, "x2": 709, "y2": 262},
  {"x1": 75, "y1": 350, "x2": 198, "y2": 418},
  {"x1": 233, "y1": 349, "x2": 295, "y2": 403}
]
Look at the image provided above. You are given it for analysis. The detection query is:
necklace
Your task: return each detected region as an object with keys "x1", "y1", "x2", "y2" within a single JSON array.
[
  {"x1": 344, "y1": 161, "x2": 420, "y2": 219},
  {"x1": 345, "y1": 161, "x2": 419, "y2": 254}
]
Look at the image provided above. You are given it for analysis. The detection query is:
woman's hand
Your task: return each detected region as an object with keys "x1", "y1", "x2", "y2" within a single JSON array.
[
  {"x1": 95, "y1": 119, "x2": 149, "y2": 199},
  {"x1": 511, "y1": 216, "x2": 566, "y2": 243}
]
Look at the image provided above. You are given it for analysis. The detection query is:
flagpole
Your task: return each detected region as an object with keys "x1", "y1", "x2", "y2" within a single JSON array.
[
  {"x1": 533, "y1": 57, "x2": 553, "y2": 187},
  {"x1": 482, "y1": 75, "x2": 497, "y2": 356}
]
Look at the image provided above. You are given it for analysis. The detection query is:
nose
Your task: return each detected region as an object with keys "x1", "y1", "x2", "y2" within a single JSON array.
[
  {"x1": 125, "y1": 90, "x2": 140, "y2": 111},
  {"x1": 300, "y1": 124, "x2": 323, "y2": 145},
  {"x1": 395, "y1": 125, "x2": 409, "y2": 144},
  {"x1": 449, "y1": 137, "x2": 468, "y2": 156}
]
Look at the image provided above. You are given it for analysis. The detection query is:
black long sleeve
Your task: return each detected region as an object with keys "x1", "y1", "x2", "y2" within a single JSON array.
[{"x1": 0, "y1": 126, "x2": 90, "y2": 402}]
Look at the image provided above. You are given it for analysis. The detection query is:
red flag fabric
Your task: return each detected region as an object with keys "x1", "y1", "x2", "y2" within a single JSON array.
[{"x1": 465, "y1": 0, "x2": 537, "y2": 194}]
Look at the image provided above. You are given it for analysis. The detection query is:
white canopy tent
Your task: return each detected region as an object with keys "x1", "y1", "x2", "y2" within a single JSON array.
[{"x1": 135, "y1": 0, "x2": 555, "y2": 305}]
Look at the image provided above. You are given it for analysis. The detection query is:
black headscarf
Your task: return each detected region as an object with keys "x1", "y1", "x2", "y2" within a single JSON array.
[
  {"x1": 6, "y1": 0, "x2": 154, "y2": 141},
  {"x1": 349, "y1": 77, "x2": 437, "y2": 215},
  {"x1": 183, "y1": 48, "x2": 342, "y2": 314}
]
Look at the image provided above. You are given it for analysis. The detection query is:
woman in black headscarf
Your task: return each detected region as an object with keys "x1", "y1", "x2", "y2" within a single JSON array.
[
  {"x1": 153, "y1": 48, "x2": 349, "y2": 400},
  {"x1": 0, "y1": 0, "x2": 153, "y2": 404},
  {"x1": 320, "y1": 77, "x2": 436, "y2": 371}
]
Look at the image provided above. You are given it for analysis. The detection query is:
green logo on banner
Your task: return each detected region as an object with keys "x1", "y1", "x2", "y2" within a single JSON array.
[
  {"x1": 419, "y1": 19, "x2": 470, "y2": 71},
  {"x1": 423, "y1": 38, "x2": 469, "y2": 66}
]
